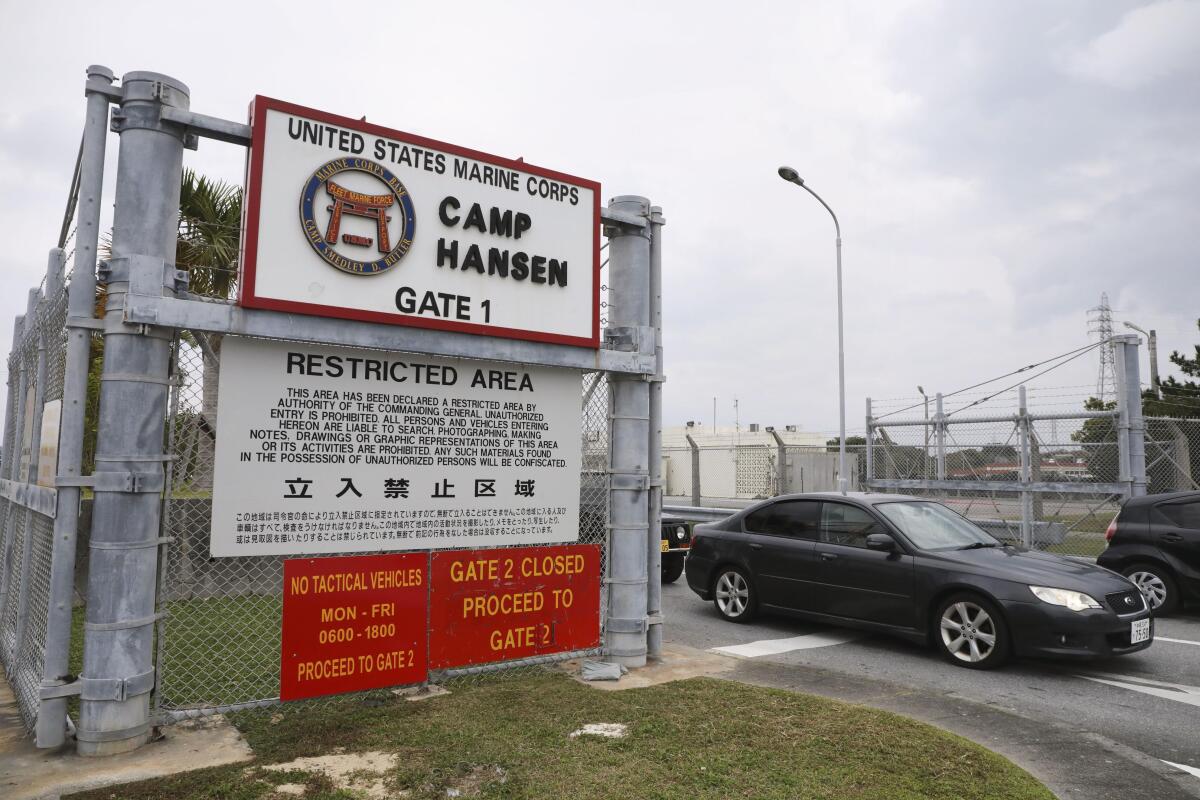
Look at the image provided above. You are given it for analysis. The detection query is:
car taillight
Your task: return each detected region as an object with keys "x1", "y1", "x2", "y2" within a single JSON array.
[{"x1": 1105, "y1": 516, "x2": 1118, "y2": 542}]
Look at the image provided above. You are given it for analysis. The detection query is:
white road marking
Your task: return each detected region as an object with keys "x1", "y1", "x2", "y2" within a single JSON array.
[
  {"x1": 1162, "y1": 760, "x2": 1200, "y2": 780},
  {"x1": 1078, "y1": 673, "x2": 1200, "y2": 708},
  {"x1": 711, "y1": 631, "x2": 860, "y2": 658},
  {"x1": 1156, "y1": 636, "x2": 1200, "y2": 647}
]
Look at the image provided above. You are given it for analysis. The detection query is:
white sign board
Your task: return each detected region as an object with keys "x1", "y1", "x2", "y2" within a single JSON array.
[
  {"x1": 240, "y1": 96, "x2": 600, "y2": 348},
  {"x1": 210, "y1": 337, "x2": 582, "y2": 557},
  {"x1": 37, "y1": 399, "x2": 61, "y2": 488}
]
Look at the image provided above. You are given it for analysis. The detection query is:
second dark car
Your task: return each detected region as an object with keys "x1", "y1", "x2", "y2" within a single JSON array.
[
  {"x1": 686, "y1": 492, "x2": 1152, "y2": 669},
  {"x1": 1097, "y1": 490, "x2": 1200, "y2": 616}
]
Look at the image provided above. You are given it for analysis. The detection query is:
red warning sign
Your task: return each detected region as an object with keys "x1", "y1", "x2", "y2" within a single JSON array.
[
  {"x1": 281, "y1": 553, "x2": 427, "y2": 701},
  {"x1": 429, "y1": 544, "x2": 601, "y2": 669}
]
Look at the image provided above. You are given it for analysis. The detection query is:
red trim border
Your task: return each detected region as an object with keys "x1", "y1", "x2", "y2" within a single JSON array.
[{"x1": 239, "y1": 96, "x2": 601, "y2": 350}]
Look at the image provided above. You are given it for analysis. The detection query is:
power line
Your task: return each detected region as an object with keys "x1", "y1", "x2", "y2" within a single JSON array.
[{"x1": 873, "y1": 340, "x2": 1108, "y2": 421}]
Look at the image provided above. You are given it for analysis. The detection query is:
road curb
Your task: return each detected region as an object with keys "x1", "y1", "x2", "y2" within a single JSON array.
[{"x1": 721, "y1": 657, "x2": 1199, "y2": 800}]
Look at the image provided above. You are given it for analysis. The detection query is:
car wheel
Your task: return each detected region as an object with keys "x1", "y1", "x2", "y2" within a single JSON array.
[
  {"x1": 712, "y1": 566, "x2": 756, "y2": 623},
  {"x1": 661, "y1": 557, "x2": 685, "y2": 584},
  {"x1": 1122, "y1": 563, "x2": 1179, "y2": 616},
  {"x1": 934, "y1": 594, "x2": 1009, "y2": 670}
]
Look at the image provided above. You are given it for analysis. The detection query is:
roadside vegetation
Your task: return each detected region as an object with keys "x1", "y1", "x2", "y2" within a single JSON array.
[{"x1": 64, "y1": 671, "x2": 1052, "y2": 800}]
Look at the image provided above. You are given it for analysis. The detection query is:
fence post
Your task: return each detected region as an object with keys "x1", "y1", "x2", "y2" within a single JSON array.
[
  {"x1": 865, "y1": 398, "x2": 873, "y2": 489},
  {"x1": 1116, "y1": 335, "x2": 1147, "y2": 498},
  {"x1": 685, "y1": 434, "x2": 700, "y2": 505},
  {"x1": 768, "y1": 428, "x2": 787, "y2": 496},
  {"x1": 1114, "y1": 336, "x2": 1133, "y2": 499},
  {"x1": 935, "y1": 393, "x2": 946, "y2": 480},
  {"x1": 1018, "y1": 386, "x2": 1034, "y2": 548},
  {"x1": 604, "y1": 196, "x2": 651, "y2": 667},
  {"x1": 37, "y1": 65, "x2": 115, "y2": 748},
  {"x1": 645, "y1": 205, "x2": 664, "y2": 659},
  {"x1": 77, "y1": 71, "x2": 189, "y2": 756}
]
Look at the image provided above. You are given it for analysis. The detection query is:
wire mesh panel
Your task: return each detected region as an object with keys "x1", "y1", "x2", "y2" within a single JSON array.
[
  {"x1": 866, "y1": 389, "x2": 1127, "y2": 558},
  {"x1": 0, "y1": 279, "x2": 71, "y2": 734},
  {"x1": 1145, "y1": 417, "x2": 1200, "y2": 493},
  {"x1": 155, "y1": 339, "x2": 611, "y2": 720}
]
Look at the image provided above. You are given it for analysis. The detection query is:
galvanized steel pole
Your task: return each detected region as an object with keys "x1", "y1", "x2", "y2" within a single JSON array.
[
  {"x1": 37, "y1": 65, "x2": 114, "y2": 748},
  {"x1": 646, "y1": 206, "x2": 665, "y2": 658},
  {"x1": 935, "y1": 393, "x2": 946, "y2": 480},
  {"x1": 1117, "y1": 335, "x2": 1147, "y2": 497},
  {"x1": 77, "y1": 71, "x2": 188, "y2": 755},
  {"x1": 604, "y1": 196, "x2": 651, "y2": 667},
  {"x1": 1018, "y1": 386, "x2": 1033, "y2": 548}
]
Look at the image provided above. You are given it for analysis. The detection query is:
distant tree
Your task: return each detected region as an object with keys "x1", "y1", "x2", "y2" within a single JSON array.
[
  {"x1": 979, "y1": 444, "x2": 1018, "y2": 464},
  {"x1": 1141, "y1": 319, "x2": 1200, "y2": 491},
  {"x1": 1071, "y1": 398, "x2": 1119, "y2": 483}
]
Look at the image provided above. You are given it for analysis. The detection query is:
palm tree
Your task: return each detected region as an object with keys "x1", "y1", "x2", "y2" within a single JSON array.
[{"x1": 175, "y1": 170, "x2": 242, "y2": 489}]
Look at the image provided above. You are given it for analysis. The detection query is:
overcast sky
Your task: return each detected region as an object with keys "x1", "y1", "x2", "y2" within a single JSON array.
[{"x1": 2, "y1": 0, "x2": 1197, "y2": 436}]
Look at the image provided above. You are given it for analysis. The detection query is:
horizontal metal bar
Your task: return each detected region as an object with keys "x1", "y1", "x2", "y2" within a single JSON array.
[
  {"x1": 0, "y1": 479, "x2": 58, "y2": 518},
  {"x1": 867, "y1": 478, "x2": 1126, "y2": 495},
  {"x1": 84, "y1": 612, "x2": 163, "y2": 632},
  {"x1": 873, "y1": 410, "x2": 1119, "y2": 427},
  {"x1": 163, "y1": 696, "x2": 281, "y2": 723},
  {"x1": 599, "y1": 207, "x2": 648, "y2": 228},
  {"x1": 663, "y1": 504, "x2": 738, "y2": 520},
  {"x1": 122, "y1": 293, "x2": 654, "y2": 374},
  {"x1": 39, "y1": 680, "x2": 81, "y2": 700},
  {"x1": 159, "y1": 106, "x2": 252, "y2": 146}
]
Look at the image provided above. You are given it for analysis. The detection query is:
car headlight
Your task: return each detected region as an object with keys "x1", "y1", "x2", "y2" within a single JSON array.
[
  {"x1": 675, "y1": 526, "x2": 687, "y2": 540},
  {"x1": 1029, "y1": 586, "x2": 1101, "y2": 612}
]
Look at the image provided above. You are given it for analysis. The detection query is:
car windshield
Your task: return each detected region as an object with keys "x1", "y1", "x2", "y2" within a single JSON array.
[{"x1": 875, "y1": 501, "x2": 1000, "y2": 551}]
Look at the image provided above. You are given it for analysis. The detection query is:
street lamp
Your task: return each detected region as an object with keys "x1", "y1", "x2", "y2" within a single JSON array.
[
  {"x1": 778, "y1": 166, "x2": 847, "y2": 494},
  {"x1": 918, "y1": 385, "x2": 929, "y2": 479},
  {"x1": 1122, "y1": 321, "x2": 1160, "y2": 398}
]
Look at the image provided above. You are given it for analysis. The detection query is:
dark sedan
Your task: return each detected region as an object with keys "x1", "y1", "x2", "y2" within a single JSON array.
[{"x1": 685, "y1": 493, "x2": 1153, "y2": 669}]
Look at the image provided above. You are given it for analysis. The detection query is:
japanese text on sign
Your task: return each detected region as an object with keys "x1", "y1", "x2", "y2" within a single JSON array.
[{"x1": 211, "y1": 337, "x2": 582, "y2": 556}]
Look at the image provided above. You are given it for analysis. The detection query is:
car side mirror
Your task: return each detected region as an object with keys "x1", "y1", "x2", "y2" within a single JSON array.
[{"x1": 865, "y1": 533, "x2": 896, "y2": 552}]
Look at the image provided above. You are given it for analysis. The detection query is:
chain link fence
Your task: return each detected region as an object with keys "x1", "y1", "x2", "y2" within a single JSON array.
[
  {"x1": 866, "y1": 391, "x2": 1123, "y2": 558},
  {"x1": 0, "y1": 276, "x2": 70, "y2": 732},
  {"x1": 152, "y1": 334, "x2": 611, "y2": 721},
  {"x1": 664, "y1": 384, "x2": 1200, "y2": 562}
]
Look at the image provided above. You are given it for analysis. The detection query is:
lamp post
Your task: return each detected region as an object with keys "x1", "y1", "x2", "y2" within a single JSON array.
[
  {"x1": 778, "y1": 166, "x2": 847, "y2": 493},
  {"x1": 918, "y1": 385, "x2": 929, "y2": 479},
  {"x1": 1122, "y1": 321, "x2": 1159, "y2": 398}
]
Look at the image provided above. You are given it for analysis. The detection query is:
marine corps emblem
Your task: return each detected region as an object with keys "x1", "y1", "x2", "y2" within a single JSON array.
[{"x1": 299, "y1": 157, "x2": 416, "y2": 276}]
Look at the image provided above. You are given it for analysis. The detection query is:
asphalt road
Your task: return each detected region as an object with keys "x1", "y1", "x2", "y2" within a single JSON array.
[{"x1": 662, "y1": 572, "x2": 1200, "y2": 788}]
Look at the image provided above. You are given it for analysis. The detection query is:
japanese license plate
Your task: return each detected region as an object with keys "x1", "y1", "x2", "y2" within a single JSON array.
[
  {"x1": 660, "y1": 539, "x2": 670, "y2": 553},
  {"x1": 1130, "y1": 618, "x2": 1151, "y2": 644}
]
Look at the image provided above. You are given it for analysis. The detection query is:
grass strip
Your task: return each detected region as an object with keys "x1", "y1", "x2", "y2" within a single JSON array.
[{"x1": 65, "y1": 671, "x2": 1053, "y2": 800}]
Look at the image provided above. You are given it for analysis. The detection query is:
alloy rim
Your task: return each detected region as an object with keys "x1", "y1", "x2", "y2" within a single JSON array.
[
  {"x1": 715, "y1": 572, "x2": 749, "y2": 617},
  {"x1": 939, "y1": 601, "x2": 997, "y2": 663},
  {"x1": 1128, "y1": 571, "x2": 1167, "y2": 609}
]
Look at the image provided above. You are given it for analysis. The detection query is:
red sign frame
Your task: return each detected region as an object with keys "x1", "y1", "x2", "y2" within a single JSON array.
[
  {"x1": 239, "y1": 95, "x2": 602, "y2": 349},
  {"x1": 281, "y1": 553, "x2": 428, "y2": 701},
  {"x1": 428, "y1": 544, "x2": 601, "y2": 669}
]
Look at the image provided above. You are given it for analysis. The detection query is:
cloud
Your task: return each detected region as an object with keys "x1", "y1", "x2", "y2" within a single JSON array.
[{"x1": 1066, "y1": 0, "x2": 1200, "y2": 89}]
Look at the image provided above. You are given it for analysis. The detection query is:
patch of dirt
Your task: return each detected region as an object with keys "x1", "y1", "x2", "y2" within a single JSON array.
[
  {"x1": 440, "y1": 764, "x2": 507, "y2": 798},
  {"x1": 262, "y1": 750, "x2": 399, "y2": 799}
]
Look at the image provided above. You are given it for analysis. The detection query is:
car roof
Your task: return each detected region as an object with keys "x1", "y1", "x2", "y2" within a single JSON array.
[
  {"x1": 1123, "y1": 490, "x2": 1200, "y2": 507},
  {"x1": 756, "y1": 491, "x2": 926, "y2": 506}
]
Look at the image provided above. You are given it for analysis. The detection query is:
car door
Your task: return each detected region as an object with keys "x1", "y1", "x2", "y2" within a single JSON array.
[
  {"x1": 741, "y1": 500, "x2": 821, "y2": 611},
  {"x1": 811, "y1": 501, "x2": 915, "y2": 628},
  {"x1": 1152, "y1": 499, "x2": 1200, "y2": 580}
]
